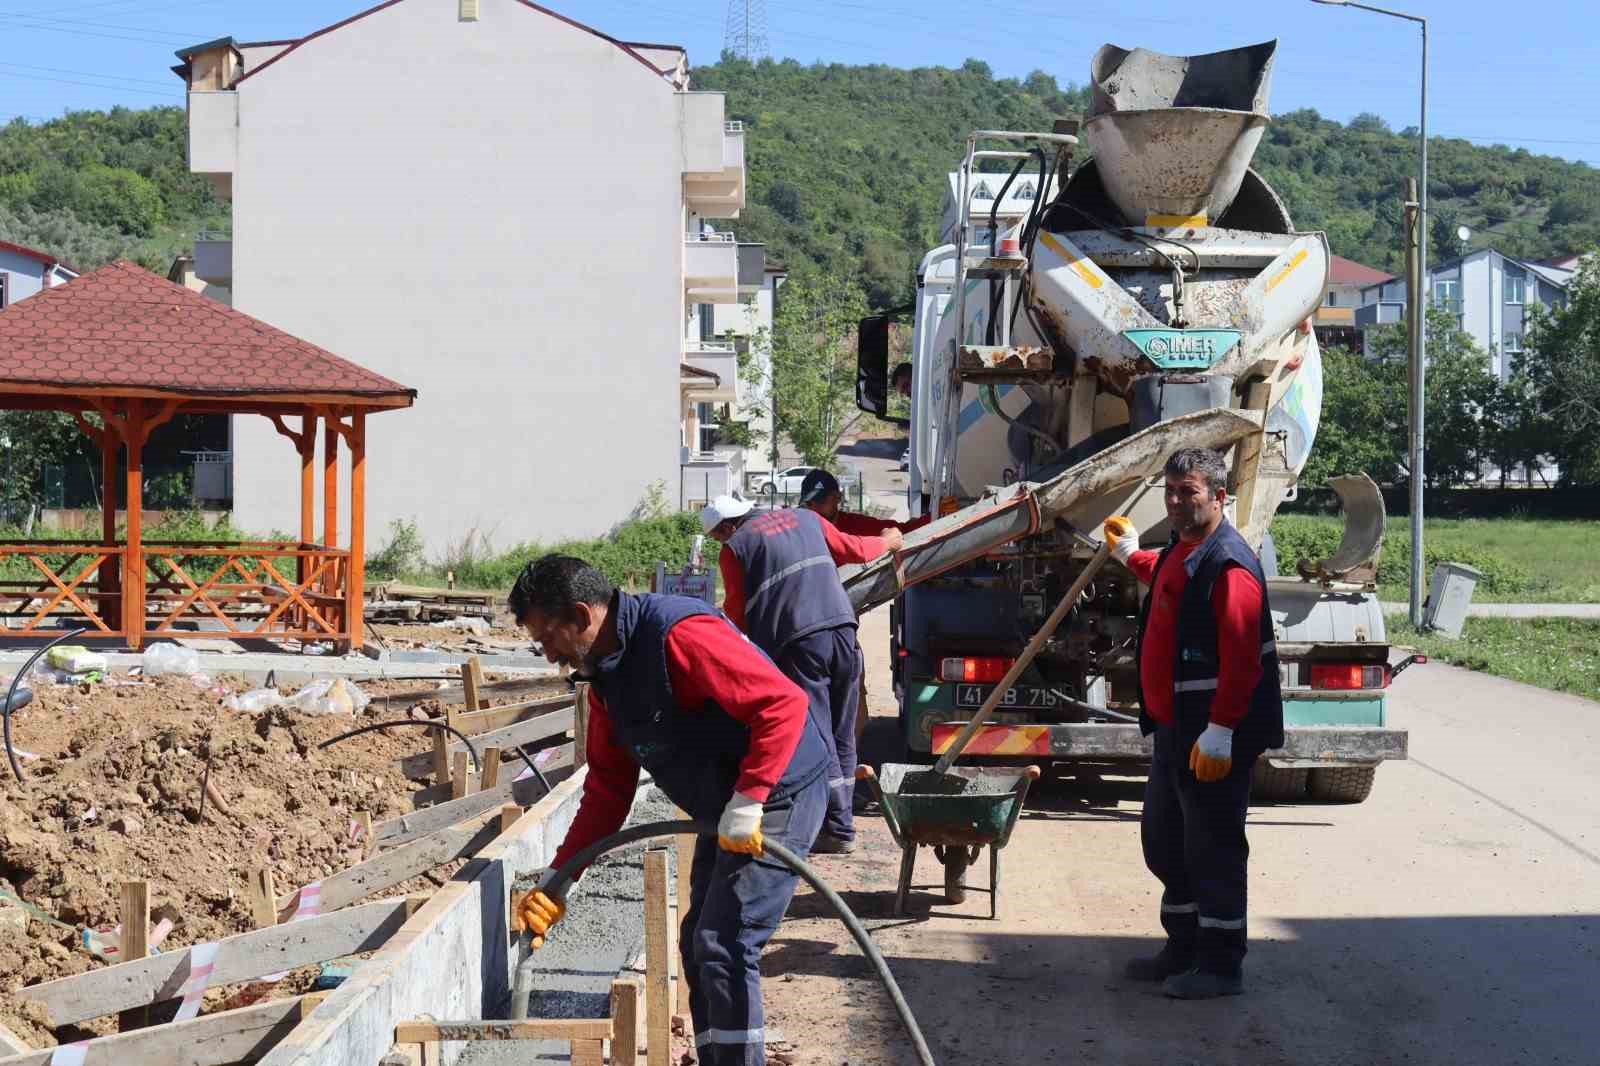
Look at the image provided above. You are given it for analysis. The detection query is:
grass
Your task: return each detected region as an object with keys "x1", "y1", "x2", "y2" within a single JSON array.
[
  {"x1": 1272, "y1": 515, "x2": 1600, "y2": 603},
  {"x1": 1387, "y1": 616, "x2": 1600, "y2": 702}
]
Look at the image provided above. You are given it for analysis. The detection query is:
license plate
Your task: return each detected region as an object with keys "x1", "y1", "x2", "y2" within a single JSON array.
[{"x1": 953, "y1": 683, "x2": 1061, "y2": 710}]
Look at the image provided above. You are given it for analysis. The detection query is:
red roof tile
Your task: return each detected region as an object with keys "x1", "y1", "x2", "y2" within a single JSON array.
[
  {"x1": 1328, "y1": 254, "x2": 1392, "y2": 287},
  {"x1": 0, "y1": 260, "x2": 413, "y2": 406}
]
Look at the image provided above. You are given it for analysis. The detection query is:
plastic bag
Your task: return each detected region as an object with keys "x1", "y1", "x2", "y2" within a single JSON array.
[
  {"x1": 225, "y1": 687, "x2": 283, "y2": 713},
  {"x1": 283, "y1": 678, "x2": 370, "y2": 716},
  {"x1": 47, "y1": 646, "x2": 108, "y2": 675},
  {"x1": 440, "y1": 616, "x2": 490, "y2": 635},
  {"x1": 141, "y1": 644, "x2": 200, "y2": 677}
]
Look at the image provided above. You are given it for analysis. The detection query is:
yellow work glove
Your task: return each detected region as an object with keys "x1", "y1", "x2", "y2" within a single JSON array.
[
  {"x1": 1189, "y1": 723, "x2": 1234, "y2": 783},
  {"x1": 511, "y1": 883, "x2": 566, "y2": 948},
  {"x1": 717, "y1": 791, "x2": 765, "y2": 856},
  {"x1": 1103, "y1": 516, "x2": 1139, "y2": 566}
]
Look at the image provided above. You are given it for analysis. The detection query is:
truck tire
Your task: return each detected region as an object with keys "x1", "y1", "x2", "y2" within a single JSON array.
[
  {"x1": 1250, "y1": 762, "x2": 1308, "y2": 802},
  {"x1": 1308, "y1": 765, "x2": 1377, "y2": 803}
]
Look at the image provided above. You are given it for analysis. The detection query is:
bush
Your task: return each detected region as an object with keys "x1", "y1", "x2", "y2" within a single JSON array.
[
  {"x1": 368, "y1": 519, "x2": 426, "y2": 581},
  {"x1": 450, "y1": 512, "x2": 714, "y2": 594},
  {"x1": 1268, "y1": 515, "x2": 1533, "y2": 595}
]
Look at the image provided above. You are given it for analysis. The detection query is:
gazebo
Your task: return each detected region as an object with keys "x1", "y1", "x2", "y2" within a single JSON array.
[{"x1": 0, "y1": 260, "x2": 414, "y2": 651}]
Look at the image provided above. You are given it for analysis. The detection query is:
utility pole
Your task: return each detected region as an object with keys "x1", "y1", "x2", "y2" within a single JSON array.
[
  {"x1": 721, "y1": 0, "x2": 770, "y2": 60},
  {"x1": 1403, "y1": 176, "x2": 1424, "y2": 626}
]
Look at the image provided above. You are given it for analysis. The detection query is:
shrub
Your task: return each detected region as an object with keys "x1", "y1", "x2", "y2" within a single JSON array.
[{"x1": 368, "y1": 519, "x2": 426, "y2": 581}]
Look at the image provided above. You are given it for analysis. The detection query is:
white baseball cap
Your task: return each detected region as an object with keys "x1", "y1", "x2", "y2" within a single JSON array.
[{"x1": 701, "y1": 494, "x2": 755, "y2": 532}]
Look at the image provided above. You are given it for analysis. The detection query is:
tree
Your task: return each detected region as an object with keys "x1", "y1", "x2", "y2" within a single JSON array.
[
  {"x1": 1480, "y1": 361, "x2": 1552, "y2": 486},
  {"x1": 1300, "y1": 346, "x2": 1404, "y2": 489},
  {"x1": 1523, "y1": 250, "x2": 1600, "y2": 483},
  {"x1": 1431, "y1": 206, "x2": 1467, "y2": 262},
  {"x1": 768, "y1": 269, "x2": 869, "y2": 467},
  {"x1": 0, "y1": 412, "x2": 93, "y2": 532}
]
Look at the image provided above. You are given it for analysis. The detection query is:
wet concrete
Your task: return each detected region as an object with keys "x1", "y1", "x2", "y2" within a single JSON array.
[{"x1": 461, "y1": 788, "x2": 681, "y2": 1065}]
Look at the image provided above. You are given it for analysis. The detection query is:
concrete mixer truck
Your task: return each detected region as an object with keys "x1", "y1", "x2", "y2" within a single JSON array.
[{"x1": 850, "y1": 41, "x2": 1413, "y2": 802}]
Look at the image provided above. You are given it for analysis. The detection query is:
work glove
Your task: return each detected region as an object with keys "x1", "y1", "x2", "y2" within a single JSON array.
[
  {"x1": 1189, "y1": 723, "x2": 1234, "y2": 783},
  {"x1": 1103, "y1": 516, "x2": 1139, "y2": 566},
  {"x1": 511, "y1": 870, "x2": 566, "y2": 948},
  {"x1": 717, "y1": 791, "x2": 765, "y2": 856},
  {"x1": 881, "y1": 527, "x2": 905, "y2": 553}
]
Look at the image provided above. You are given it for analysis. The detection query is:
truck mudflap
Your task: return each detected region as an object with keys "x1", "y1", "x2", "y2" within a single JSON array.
[{"x1": 930, "y1": 722, "x2": 1408, "y2": 764}]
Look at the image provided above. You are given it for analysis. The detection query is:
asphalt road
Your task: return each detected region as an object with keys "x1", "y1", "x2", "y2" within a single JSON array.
[{"x1": 758, "y1": 607, "x2": 1600, "y2": 1066}]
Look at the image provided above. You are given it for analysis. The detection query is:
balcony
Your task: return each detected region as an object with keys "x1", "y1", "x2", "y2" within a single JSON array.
[
  {"x1": 683, "y1": 341, "x2": 738, "y2": 403},
  {"x1": 1314, "y1": 305, "x2": 1355, "y2": 327},
  {"x1": 193, "y1": 234, "x2": 232, "y2": 286},
  {"x1": 680, "y1": 92, "x2": 746, "y2": 218},
  {"x1": 187, "y1": 90, "x2": 237, "y2": 201},
  {"x1": 685, "y1": 232, "x2": 739, "y2": 304},
  {"x1": 1354, "y1": 301, "x2": 1406, "y2": 328}
]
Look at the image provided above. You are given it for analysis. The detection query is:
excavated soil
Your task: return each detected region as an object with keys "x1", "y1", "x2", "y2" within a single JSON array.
[{"x1": 0, "y1": 668, "x2": 565, "y2": 1047}]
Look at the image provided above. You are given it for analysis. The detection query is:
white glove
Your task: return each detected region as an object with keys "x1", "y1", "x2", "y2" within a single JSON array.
[
  {"x1": 1189, "y1": 722, "x2": 1234, "y2": 783},
  {"x1": 716, "y1": 791, "x2": 765, "y2": 855},
  {"x1": 1103, "y1": 516, "x2": 1139, "y2": 566}
]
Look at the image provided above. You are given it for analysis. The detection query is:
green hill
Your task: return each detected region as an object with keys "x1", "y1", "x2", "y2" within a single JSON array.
[{"x1": 3, "y1": 61, "x2": 1598, "y2": 304}]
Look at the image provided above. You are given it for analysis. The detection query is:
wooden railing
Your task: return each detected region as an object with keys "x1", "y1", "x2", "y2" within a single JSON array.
[{"x1": 0, "y1": 542, "x2": 125, "y2": 636}]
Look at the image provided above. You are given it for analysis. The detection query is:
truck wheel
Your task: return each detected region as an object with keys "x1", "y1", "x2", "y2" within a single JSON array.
[
  {"x1": 1308, "y1": 765, "x2": 1377, "y2": 803},
  {"x1": 1250, "y1": 762, "x2": 1308, "y2": 802}
]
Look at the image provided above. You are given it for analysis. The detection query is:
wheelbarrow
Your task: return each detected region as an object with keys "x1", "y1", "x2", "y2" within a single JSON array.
[{"x1": 856, "y1": 762, "x2": 1040, "y2": 918}]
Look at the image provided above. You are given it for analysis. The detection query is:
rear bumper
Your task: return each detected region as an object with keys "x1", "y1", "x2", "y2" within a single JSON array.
[{"x1": 928, "y1": 722, "x2": 1408, "y2": 763}]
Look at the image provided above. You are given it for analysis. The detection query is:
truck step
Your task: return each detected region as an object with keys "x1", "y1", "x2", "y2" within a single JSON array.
[
  {"x1": 956, "y1": 344, "x2": 1060, "y2": 382},
  {"x1": 962, "y1": 253, "x2": 1029, "y2": 278}
]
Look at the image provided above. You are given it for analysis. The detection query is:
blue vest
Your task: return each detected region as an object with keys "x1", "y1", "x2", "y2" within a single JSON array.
[
  {"x1": 1135, "y1": 520, "x2": 1285, "y2": 761},
  {"x1": 726, "y1": 508, "x2": 856, "y2": 653},
  {"x1": 586, "y1": 591, "x2": 829, "y2": 820}
]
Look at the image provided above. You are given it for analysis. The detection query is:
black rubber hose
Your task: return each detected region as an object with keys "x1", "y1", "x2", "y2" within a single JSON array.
[
  {"x1": 541, "y1": 819, "x2": 936, "y2": 1066},
  {"x1": 317, "y1": 719, "x2": 481, "y2": 773},
  {"x1": 3, "y1": 628, "x2": 87, "y2": 786}
]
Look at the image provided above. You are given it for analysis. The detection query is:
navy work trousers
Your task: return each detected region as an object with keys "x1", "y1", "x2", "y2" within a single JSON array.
[
  {"x1": 775, "y1": 625, "x2": 863, "y2": 841},
  {"x1": 1141, "y1": 723, "x2": 1255, "y2": 977},
  {"x1": 680, "y1": 774, "x2": 827, "y2": 1066}
]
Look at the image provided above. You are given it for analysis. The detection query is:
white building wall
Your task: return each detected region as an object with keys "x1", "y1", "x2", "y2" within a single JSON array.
[
  {"x1": 0, "y1": 250, "x2": 70, "y2": 304},
  {"x1": 227, "y1": 0, "x2": 684, "y2": 551}
]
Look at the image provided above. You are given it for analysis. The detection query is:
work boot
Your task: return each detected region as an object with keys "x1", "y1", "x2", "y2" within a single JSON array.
[
  {"x1": 1123, "y1": 945, "x2": 1194, "y2": 982},
  {"x1": 810, "y1": 832, "x2": 857, "y2": 855},
  {"x1": 1162, "y1": 968, "x2": 1244, "y2": 999}
]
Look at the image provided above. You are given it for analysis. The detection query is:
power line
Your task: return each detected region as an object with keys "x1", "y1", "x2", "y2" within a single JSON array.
[
  {"x1": 722, "y1": 0, "x2": 770, "y2": 59},
  {"x1": 0, "y1": 69, "x2": 181, "y2": 98},
  {"x1": 0, "y1": 61, "x2": 177, "y2": 88}
]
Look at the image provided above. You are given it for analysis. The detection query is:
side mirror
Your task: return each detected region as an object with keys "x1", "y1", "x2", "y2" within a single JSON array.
[{"x1": 856, "y1": 315, "x2": 909, "y2": 426}]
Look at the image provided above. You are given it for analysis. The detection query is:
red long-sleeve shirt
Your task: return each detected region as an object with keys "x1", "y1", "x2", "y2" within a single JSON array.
[
  {"x1": 832, "y1": 511, "x2": 932, "y2": 537},
  {"x1": 1127, "y1": 541, "x2": 1263, "y2": 729},
  {"x1": 719, "y1": 513, "x2": 889, "y2": 633},
  {"x1": 551, "y1": 613, "x2": 810, "y2": 872}
]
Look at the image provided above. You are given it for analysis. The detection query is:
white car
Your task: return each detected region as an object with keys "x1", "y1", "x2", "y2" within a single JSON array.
[
  {"x1": 899, "y1": 446, "x2": 910, "y2": 470},
  {"x1": 754, "y1": 466, "x2": 820, "y2": 496}
]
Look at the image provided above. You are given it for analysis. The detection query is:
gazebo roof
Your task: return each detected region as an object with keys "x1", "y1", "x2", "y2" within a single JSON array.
[{"x1": 0, "y1": 260, "x2": 414, "y2": 411}]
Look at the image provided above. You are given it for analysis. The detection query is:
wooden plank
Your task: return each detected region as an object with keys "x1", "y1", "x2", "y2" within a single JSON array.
[
  {"x1": 454, "y1": 692, "x2": 572, "y2": 735},
  {"x1": 407, "y1": 744, "x2": 573, "y2": 810},
  {"x1": 573, "y1": 682, "x2": 591, "y2": 769},
  {"x1": 383, "y1": 771, "x2": 554, "y2": 845},
  {"x1": 674, "y1": 834, "x2": 694, "y2": 1015},
  {"x1": 479, "y1": 746, "x2": 501, "y2": 790},
  {"x1": 393, "y1": 1020, "x2": 613, "y2": 1043},
  {"x1": 450, "y1": 752, "x2": 472, "y2": 800},
  {"x1": 117, "y1": 880, "x2": 150, "y2": 1032},
  {"x1": 248, "y1": 867, "x2": 278, "y2": 929},
  {"x1": 0, "y1": 993, "x2": 329, "y2": 1066},
  {"x1": 571, "y1": 1037, "x2": 604, "y2": 1066},
  {"x1": 499, "y1": 803, "x2": 520, "y2": 833},
  {"x1": 398, "y1": 708, "x2": 575, "y2": 779},
  {"x1": 644, "y1": 848, "x2": 670, "y2": 1066},
  {"x1": 304, "y1": 815, "x2": 502, "y2": 918},
  {"x1": 461, "y1": 655, "x2": 486, "y2": 711},
  {"x1": 18, "y1": 900, "x2": 408, "y2": 1026},
  {"x1": 611, "y1": 977, "x2": 641, "y2": 1066},
  {"x1": 430, "y1": 730, "x2": 450, "y2": 790},
  {"x1": 0, "y1": 1022, "x2": 30, "y2": 1056}
]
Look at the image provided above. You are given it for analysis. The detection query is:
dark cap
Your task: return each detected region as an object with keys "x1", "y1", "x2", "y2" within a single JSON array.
[{"x1": 799, "y1": 468, "x2": 840, "y2": 504}]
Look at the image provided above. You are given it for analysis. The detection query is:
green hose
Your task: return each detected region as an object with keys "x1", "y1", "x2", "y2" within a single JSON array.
[{"x1": 536, "y1": 819, "x2": 936, "y2": 1066}]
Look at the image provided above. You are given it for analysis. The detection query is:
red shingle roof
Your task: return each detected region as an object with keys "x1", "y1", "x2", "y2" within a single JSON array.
[
  {"x1": 1328, "y1": 254, "x2": 1392, "y2": 287},
  {"x1": 0, "y1": 260, "x2": 413, "y2": 406}
]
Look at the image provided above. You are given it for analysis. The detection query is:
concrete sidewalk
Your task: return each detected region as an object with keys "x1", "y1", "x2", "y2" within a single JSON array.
[{"x1": 1380, "y1": 602, "x2": 1600, "y2": 619}]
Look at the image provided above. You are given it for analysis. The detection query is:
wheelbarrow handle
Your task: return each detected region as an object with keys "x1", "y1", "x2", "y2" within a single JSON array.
[{"x1": 854, "y1": 764, "x2": 883, "y2": 801}]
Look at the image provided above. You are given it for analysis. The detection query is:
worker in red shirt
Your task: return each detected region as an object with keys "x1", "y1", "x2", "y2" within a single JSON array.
[
  {"x1": 797, "y1": 468, "x2": 932, "y2": 537},
  {"x1": 506, "y1": 555, "x2": 829, "y2": 1065},
  {"x1": 704, "y1": 495, "x2": 902, "y2": 854},
  {"x1": 1103, "y1": 447, "x2": 1283, "y2": 1001}
]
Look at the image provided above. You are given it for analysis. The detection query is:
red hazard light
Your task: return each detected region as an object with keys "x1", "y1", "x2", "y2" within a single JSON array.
[
  {"x1": 940, "y1": 656, "x2": 1014, "y2": 683},
  {"x1": 1310, "y1": 663, "x2": 1388, "y2": 690}
]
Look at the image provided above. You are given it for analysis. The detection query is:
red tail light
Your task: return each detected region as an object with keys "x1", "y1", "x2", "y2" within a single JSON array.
[
  {"x1": 940, "y1": 656, "x2": 1014, "y2": 683},
  {"x1": 1309, "y1": 663, "x2": 1389, "y2": 690}
]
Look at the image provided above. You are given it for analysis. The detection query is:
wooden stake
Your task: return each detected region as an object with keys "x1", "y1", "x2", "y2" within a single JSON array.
[
  {"x1": 610, "y1": 977, "x2": 642, "y2": 1066},
  {"x1": 573, "y1": 681, "x2": 591, "y2": 769},
  {"x1": 462, "y1": 655, "x2": 486, "y2": 711},
  {"x1": 432, "y1": 728, "x2": 451, "y2": 790},
  {"x1": 644, "y1": 848, "x2": 671, "y2": 1066},
  {"x1": 571, "y1": 1037, "x2": 604, "y2": 1066},
  {"x1": 480, "y1": 746, "x2": 502, "y2": 790},
  {"x1": 499, "y1": 803, "x2": 522, "y2": 834},
  {"x1": 674, "y1": 832, "x2": 694, "y2": 1015},
  {"x1": 248, "y1": 867, "x2": 278, "y2": 929},
  {"x1": 354, "y1": 810, "x2": 374, "y2": 858},
  {"x1": 118, "y1": 880, "x2": 150, "y2": 1031},
  {"x1": 450, "y1": 752, "x2": 473, "y2": 799}
]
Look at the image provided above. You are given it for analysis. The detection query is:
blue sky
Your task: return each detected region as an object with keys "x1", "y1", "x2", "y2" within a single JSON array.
[{"x1": 3, "y1": 0, "x2": 1598, "y2": 165}]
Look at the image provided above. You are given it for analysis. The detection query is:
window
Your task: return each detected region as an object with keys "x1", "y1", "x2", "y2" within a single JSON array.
[
  {"x1": 1432, "y1": 278, "x2": 1461, "y2": 313},
  {"x1": 1503, "y1": 331, "x2": 1523, "y2": 353},
  {"x1": 1326, "y1": 290, "x2": 1338, "y2": 307},
  {"x1": 1504, "y1": 275, "x2": 1525, "y2": 305},
  {"x1": 1014, "y1": 181, "x2": 1036, "y2": 200},
  {"x1": 0, "y1": 272, "x2": 8, "y2": 309},
  {"x1": 972, "y1": 180, "x2": 994, "y2": 201}
]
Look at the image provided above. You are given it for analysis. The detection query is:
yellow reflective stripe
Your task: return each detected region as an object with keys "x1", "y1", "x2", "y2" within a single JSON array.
[
  {"x1": 1145, "y1": 212, "x2": 1208, "y2": 228},
  {"x1": 992, "y1": 726, "x2": 1049, "y2": 755},
  {"x1": 1265, "y1": 248, "x2": 1309, "y2": 293},
  {"x1": 1039, "y1": 232, "x2": 1103, "y2": 289}
]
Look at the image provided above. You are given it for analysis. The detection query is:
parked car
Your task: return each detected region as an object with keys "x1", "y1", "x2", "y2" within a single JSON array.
[
  {"x1": 899, "y1": 446, "x2": 910, "y2": 470},
  {"x1": 754, "y1": 466, "x2": 821, "y2": 496}
]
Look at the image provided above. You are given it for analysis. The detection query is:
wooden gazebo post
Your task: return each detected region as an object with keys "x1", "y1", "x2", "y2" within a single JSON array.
[
  {"x1": 98, "y1": 416, "x2": 121, "y2": 623},
  {"x1": 122, "y1": 400, "x2": 144, "y2": 645},
  {"x1": 345, "y1": 410, "x2": 367, "y2": 649}
]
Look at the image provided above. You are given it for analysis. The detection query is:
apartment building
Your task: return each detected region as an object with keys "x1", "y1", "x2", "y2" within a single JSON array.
[
  {"x1": 0, "y1": 240, "x2": 77, "y2": 308},
  {"x1": 176, "y1": 0, "x2": 745, "y2": 548},
  {"x1": 1314, "y1": 254, "x2": 1391, "y2": 352}
]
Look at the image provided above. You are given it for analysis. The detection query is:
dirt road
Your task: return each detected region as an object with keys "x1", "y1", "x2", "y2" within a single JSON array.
[{"x1": 760, "y1": 607, "x2": 1600, "y2": 1066}]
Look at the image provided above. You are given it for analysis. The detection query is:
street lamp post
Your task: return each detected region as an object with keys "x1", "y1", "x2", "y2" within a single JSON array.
[{"x1": 1311, "y1": 0, "x2": 1428, "y2": 627}]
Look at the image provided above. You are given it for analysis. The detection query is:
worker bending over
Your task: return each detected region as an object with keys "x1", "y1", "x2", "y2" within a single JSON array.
[
  {"x1": 508, "y1": 555, "x2": 829, "y2": 1065},
  {"x1": 1104, "y1": 447, "x2": 1283, "y2": 1000},
  {"x1": 798, "y1": 469, "x2": 931, "y2": 537},
  {"x1": 704, "y1": 495, "x2": 902, "y2": 854}
]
